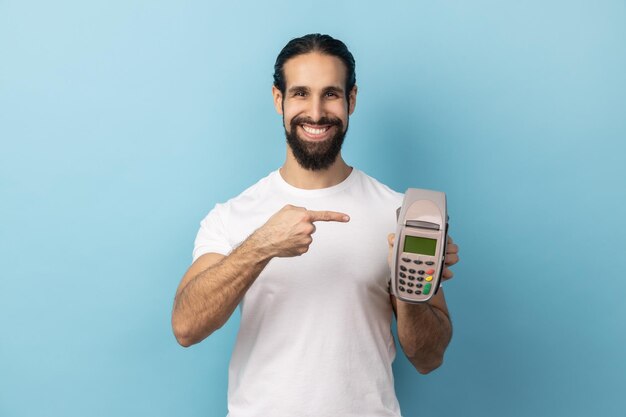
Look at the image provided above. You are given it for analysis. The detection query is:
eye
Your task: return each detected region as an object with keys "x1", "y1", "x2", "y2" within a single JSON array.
[{"x1": 293, "y1": 90, "x2": 307, "y2": 97}]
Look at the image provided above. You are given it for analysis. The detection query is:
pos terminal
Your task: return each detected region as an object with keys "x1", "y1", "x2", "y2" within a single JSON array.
[{"x1": 391, "y1": 188, "x2": 448, "y2": 303}]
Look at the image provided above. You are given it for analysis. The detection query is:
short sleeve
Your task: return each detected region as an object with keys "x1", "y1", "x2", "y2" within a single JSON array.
[{"x1": 192, "y1": 203, "x2": 233, "y2": 262}]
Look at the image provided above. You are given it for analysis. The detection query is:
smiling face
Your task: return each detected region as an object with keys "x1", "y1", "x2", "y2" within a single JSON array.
[{"x1": 273, "y1": 52, "x2": 357, "y2": 170}]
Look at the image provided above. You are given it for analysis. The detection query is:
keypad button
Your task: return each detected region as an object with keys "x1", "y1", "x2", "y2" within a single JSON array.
[
  {"x1": 415, "y1": 290, "x2": 422, "y2": 295},
  {"x1": 399, "y1": 272, "x2": 406, "y2": 278},
  {"x1": 413, "y1": 260, "x2": 423, "y2": 265},
  {"x1": 399, "y1": 279, "x2": 406, "y2": 285},
  {"x1": 402, "y1": 257, "x2": 411, "y2": 262},
  {"x1": 417, "y1": 270, "x2": 425, "y2": 275},
  {"x1": 408, "y1": 282, "x2": 414, "y2": 287},
  {"x1": 417, "y1": 277, "x2": 424, "y2": 282},
  {"x1": 400, "y1": 265, "x2": 407, "y2": 272},
  {"x1": 426, "y1": 268, "x2": 435, "y2": 275},
  {"x1": 416, "y1": 283, "x2": 423, "y2": 288},
  {"x1": 426, "y1": 261, "x2": 435, "y2": 266},
  {"x1": 407, "y1": 289, "x2": 413, "y2": 294},
  {"x1": 409, "y1": 269, "x2": 416, "y2": 274},
  {"x1": 423, "y1": 283, "x2": 432, "y2": 295},
  {"x1": 399, "y1": 286, "x2": 406, "y2": 292},
  {"x1": 408, "y1": 276, "x2": 415, "y2": 281},
  {"x1": 425, "y1": 276, "x2": 433, "y2": 282}
]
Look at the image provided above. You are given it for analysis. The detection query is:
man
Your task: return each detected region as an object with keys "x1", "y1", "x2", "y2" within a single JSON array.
[{"x1": 172, "y1": 34, "x2": 459, "y2": 417}]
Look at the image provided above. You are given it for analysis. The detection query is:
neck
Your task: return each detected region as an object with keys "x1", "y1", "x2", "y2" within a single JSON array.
[{"x1": 279, "y1": 148, "x2": 352, "y2": 190}]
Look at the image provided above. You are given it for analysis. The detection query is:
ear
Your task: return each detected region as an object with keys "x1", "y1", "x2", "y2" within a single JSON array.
[
  {"x1": 272, "y1": 85, "x2": 284, "y2": 115},
  {"x1": 348, "y1": 85, "x2": 358, "y2": 115}
]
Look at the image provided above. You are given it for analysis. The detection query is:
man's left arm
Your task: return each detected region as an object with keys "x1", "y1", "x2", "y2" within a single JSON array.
[{"x1": 388, "y1": 235, "x2": 460, "y2": 374}]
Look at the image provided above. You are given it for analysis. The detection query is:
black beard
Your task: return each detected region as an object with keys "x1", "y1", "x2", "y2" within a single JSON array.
[{"x1": 284, "y1": 115, "x2": 348, "y2": 171}]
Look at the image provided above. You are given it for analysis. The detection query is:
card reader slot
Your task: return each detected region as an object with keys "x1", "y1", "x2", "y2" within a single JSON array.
[{"x1": 405, "y1": 220, "x2": 440, "y2": 230}]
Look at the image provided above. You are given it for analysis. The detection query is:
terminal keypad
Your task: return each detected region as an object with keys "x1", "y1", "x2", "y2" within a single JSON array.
[{"x1": 397, "y1": 253, "x2": 438, "y2": 300}]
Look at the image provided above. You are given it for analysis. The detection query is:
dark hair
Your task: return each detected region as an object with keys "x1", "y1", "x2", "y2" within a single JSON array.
[{"x1": 273, "y1": 34, "x2": 356, "y2": 96}]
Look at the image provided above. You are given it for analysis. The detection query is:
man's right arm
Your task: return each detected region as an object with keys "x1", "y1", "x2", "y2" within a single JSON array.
[
  {"x1": 171, "y1": 231, "x2": 274, "y2": 347},
  {"x1": 171, "y1": 205, "x2": 350, "y2": 347}
]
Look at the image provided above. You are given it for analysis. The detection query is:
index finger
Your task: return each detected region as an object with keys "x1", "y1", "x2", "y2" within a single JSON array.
[{"x1": 307, "y1": 210, "x2": 350, "y2": 223}]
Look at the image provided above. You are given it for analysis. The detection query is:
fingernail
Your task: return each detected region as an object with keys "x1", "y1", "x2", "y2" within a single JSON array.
[{"x1": 343, "y1": 215, "x2": 350, "y2": 221}]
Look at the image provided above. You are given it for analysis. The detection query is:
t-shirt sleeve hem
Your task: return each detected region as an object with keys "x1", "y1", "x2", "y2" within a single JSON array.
[{"x1": 192, "y1": 244, "x2": 231, "y2": 263}]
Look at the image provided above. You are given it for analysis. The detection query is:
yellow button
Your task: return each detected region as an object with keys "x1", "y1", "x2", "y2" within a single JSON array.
[{"x1": 425, "y1": 276, "x2": 433, "y2": 282}]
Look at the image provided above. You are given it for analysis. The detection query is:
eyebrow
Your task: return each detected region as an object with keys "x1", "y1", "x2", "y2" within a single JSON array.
[
  {"x1": 287, "y1": 86, "x2": 310, "y2": 94},
  {"x1": 323, "y1": 86, "x2": 345, "y2": 95}
]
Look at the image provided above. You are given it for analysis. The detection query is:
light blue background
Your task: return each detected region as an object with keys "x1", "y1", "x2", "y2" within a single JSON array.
[{"x1": 1, "y1": 1, "x2": 625, "y2": 416}]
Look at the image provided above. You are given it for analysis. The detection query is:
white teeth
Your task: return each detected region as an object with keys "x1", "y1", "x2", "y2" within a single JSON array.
[{"x1": 302, "y1": 125, "x2": 329, "y2": 135}]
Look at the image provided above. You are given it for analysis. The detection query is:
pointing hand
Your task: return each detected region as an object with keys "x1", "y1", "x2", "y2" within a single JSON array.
[{"x1": 254, "y1": 204, "x2": 350, "y2": 258}]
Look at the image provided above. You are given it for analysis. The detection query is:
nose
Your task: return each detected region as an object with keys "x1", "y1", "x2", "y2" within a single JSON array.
[{"x1": 308, "y1": 96, "x2": 324, "y2": 123}]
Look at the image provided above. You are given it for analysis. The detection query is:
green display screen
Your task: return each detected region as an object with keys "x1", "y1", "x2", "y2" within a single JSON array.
[{"x1": 403, "y1": 235, "x2": 437, "y2": 256}]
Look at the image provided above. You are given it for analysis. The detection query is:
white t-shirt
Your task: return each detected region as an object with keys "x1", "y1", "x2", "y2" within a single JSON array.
[{"x1": 193, "y1": 168, "x2": 404, "y2": 417}]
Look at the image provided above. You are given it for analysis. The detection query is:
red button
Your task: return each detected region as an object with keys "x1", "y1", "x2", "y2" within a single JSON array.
[{"x1": 426, "y1": 268, "x2": 435, "y2": 275}]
